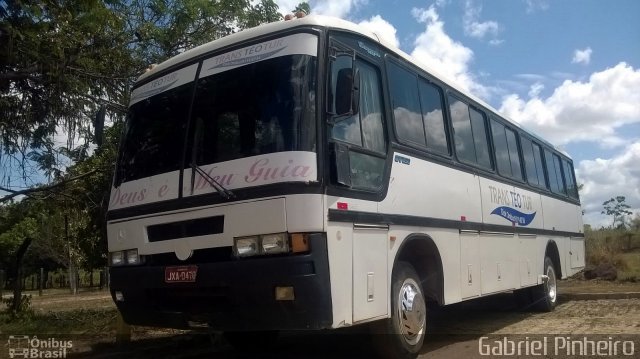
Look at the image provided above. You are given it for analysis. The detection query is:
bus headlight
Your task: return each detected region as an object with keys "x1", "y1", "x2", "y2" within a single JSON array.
[
  {"x1": 110, "y1": 251, "x2": 125, "y2": 266},
  {"x1": 234, "y1": 236, "x2": 259, "y2": 257},
  {"x1": 109, "y1": 249, "x2": 144, "y2": 266},
  {"x1": 261, "y1": 233, "x2": 289, "y2": 254},
  {"x1": 233, "y1": 232, "x2": 292, "y2": 257},
  {"x1": 126, "y1": 249, "x2": 141, "y2": 265}
]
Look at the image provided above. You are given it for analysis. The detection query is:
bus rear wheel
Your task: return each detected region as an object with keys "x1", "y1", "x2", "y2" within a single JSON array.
[
  {"x1": 516, "y1": 257, "x2": 558, "y2": 312},
  {"x1": 532, "y1": 256, "x2": 558, "y2": 312},
  {"x1": 372, "y1": 261, "x2": 426, "y2": 359}
]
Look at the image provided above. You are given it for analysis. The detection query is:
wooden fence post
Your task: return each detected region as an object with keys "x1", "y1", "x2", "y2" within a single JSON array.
[{"x1": 39, "y1": 268, "x2": 44, "y2": 296}]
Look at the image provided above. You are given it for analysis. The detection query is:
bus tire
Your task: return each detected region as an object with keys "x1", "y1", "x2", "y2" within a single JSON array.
[
  {"x1": 531, "y1": 257, "x2": 558, "y2": 312},
  {"x1": 372, "y1": 261, "x2": 426, "y2": 359}
]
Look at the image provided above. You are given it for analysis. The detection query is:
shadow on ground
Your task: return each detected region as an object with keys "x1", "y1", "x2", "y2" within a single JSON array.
[{"x1": 74, "y1": 293, "x2": 539, "y2": 359}]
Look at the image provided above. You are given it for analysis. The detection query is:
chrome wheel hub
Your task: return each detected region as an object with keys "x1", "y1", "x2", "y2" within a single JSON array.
[
  {"x1": 546, "y1": 265, "x2": 557, "y2": 303},
  {"x1": 397, "y1": 279, "x2": 426, "y2": 345}
]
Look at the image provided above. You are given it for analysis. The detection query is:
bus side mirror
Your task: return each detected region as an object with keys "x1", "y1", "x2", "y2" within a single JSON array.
[
  {"x1": 94, "y1": 105, "x2": 106, "y2": 147},
  {"x1": 334, "y1": 66, "x2": 360, "y2": 117},
  {"x1": 332, "y1": 142, "x2": 352, "y2": 187},
  {"x1": 329, "y1": 54, "x2": 360, "y2": 119}
]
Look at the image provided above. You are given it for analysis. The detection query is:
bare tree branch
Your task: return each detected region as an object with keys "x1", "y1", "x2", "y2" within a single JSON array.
[{"x1": 0, "y1": 169, "x2": 100, "y2": 203}]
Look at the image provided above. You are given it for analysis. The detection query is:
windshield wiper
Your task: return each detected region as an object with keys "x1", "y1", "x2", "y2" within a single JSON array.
[
  {"x1": 190, "y1": 163, "x2": 235, "y2": 200},
  {"x1": 189, "y1": 118, "x2": 234, "y2": 199}
]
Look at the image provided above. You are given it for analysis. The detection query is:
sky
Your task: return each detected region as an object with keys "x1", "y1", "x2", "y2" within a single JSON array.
[{"x1": 273, "y1": 0, "x2": 640, "y2": 227}]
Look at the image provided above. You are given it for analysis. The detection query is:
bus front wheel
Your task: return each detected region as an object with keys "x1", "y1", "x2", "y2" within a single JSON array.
[{"x1": 372, "y1": 261, "x2": 426, "y2": 359}]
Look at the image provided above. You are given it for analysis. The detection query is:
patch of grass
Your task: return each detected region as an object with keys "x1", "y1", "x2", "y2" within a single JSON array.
[
  {"x1": 584, "y1": 228, "x2": 640, "y2": 281},
  {"x1": 585, "y1": 229, "x2": 628, "y2": 268},
  {"x1": 0, "y1": 308, "x2": 118, "y2": 335},
  {"x1": 618, "y1": 251, "x2": 640, "y2": 282}
]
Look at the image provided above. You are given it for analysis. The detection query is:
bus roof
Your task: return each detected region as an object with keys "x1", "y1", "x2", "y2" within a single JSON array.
[{"x1": 136, "y1": 14, "x2": 565, "y2": 157}]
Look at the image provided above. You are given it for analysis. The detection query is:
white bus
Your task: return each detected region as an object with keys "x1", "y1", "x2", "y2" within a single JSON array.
[{"x1": 107, "y1": 14, "x2": 585, "y2": 357}]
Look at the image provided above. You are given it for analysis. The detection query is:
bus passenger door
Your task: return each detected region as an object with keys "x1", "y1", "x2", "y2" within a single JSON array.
[{"x1": 352, "y1": 224, "x2": 389, "y2": 322}]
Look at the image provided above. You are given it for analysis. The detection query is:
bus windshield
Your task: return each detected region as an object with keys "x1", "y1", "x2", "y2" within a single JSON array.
[
  {"x1": 191, "y1": 54, "x2": 317, "y2": 166},
  {"x1": 117, "y1": 54, "x2": 317, "y2": 185}
]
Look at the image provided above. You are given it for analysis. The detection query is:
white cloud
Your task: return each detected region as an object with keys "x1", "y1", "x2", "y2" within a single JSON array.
[
  {"x1": 577, "y1": 141, "x2": 640, "y2": 227},
  {"x1": 524, "y1": 0, "x2": 550, "y2": 13},
  {"x1": 409, "y1": 5, "x2": 489, "y2": 99},
  {"x1": 527, "y1": 82, "x2": 544, "y2": 98},
  {"x1": 357, "y1": 15, "x2": 399, "y2": 48},
  {"x1": 499, "y1": 62, "x2": 640, "y2": 148},
  {"x1": 310, "y1": 0, "x2": 365, "y2": 18},
  {"x1": 572, "y1": 47, "x2": 593, "y2": 65},
  {"x1": 463, "y1": 1, "x2": 500, "y2": 40}
]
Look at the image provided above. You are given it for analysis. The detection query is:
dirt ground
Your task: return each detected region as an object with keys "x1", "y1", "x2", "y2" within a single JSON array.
[{"x1": 4, "y1": 284, "x2": 640, "y2": 358}]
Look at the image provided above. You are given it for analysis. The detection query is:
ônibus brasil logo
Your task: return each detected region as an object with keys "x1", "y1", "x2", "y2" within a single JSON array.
[{"x1": 7, "y1": 335, "x2": 72, "y2": 358}]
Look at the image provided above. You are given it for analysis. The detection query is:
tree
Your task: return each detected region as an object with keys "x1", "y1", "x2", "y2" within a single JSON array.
[
  {"x1": 631, "y1": 214, "x2": 640, "y2": 232},
  {"x1": 293, "y1": 2, "x2": 310, "y2": 15},
  {"x1": 1, "y1": 0, "x2": 290, "y2": 287},
  {"x1": 1, "y1": 0, "x2": 136, "y2": 185},
  {"x1": 601, "y1": 196, "x2": 633, "y2": 229},
  {"x1": 1, "y1": 0, "x2": 282, "y2": 190}
]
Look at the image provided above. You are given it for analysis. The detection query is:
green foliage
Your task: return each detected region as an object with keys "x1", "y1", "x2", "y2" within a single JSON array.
[
  {"x1": 0, "y1": 206, "x2": 37, "y2": 269},
  {"x1": 601, "y1": 196, "x2": 633, "y2": 229},
  {"x1": 1, "y1": 0, "x2": 134, "y2": 179},
  {"x1": 293, "y1": 2, "x2": 310, "y2": 15},
  {"x1": 1, "y1": 0, "x2": 282, "y2": 182},
  {"x1": 2, "y1": 294, "x2": 33, "y2": 319}
]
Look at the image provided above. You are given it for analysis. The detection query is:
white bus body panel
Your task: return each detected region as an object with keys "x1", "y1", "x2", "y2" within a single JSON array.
[
  {"x1": 379, "y1": 154, "x2": 482, "y2": 223},
  {"x1": 108, "y1": 194, "x2": 325, "y2": 256},
  {"x1": 325, "y1": 151, "x2": 584, "y2": 327}
]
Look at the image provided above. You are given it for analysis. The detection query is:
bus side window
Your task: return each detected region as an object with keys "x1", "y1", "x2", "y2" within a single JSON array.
[
  {"x1": 449, "y1": 95, "x2": 491, "y2": 170},
  {"x1": 552, "y1": 154, "x2": 567, "y2": 195},
  {"x1": 562, "y1": 159, "x2": 579, "y2": 199},
  {"x1": 545, "y1": 149, "x2": 566, "y2": 195},
  {"x1": 449, "y1": 96, "x2": 477, "y2": 165},
  {"x1": 418, "y1": 80, "x2": 449, "y2": 155},
  {"x1": 532, "y1": 142, "x2": 547, "y2": 188},
  {"x1": 330, "y1": 58, "x2": 386, "y2": 191},
  {"x1": 387, "y1": 61, "x2": 426, "y2": 147},
  {"x1": 521, "y1": 137, "x2": 539, "y2": 186},
  {"x1": 504, "y1": 127, "x2": 523, "y2": 181},
  {"x1": 491, "y1": 120, "x2": 512, "y2": 177}
]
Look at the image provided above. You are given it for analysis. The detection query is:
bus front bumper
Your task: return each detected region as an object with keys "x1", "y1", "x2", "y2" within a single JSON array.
[{"x1": 109, "y1": 234, "x2": 332, "y2": 331}]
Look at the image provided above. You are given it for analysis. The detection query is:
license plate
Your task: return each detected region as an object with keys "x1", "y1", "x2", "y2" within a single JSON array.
[{"x1": 165, "y1": 265, "x2": 198, "y2": 283}]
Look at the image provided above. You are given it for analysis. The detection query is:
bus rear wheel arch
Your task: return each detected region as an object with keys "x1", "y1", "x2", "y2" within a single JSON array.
[{"x1": 394, "y1": 234, "x2": 445, "y2": 305}]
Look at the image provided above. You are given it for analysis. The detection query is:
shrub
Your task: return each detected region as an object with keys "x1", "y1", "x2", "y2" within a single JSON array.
[{"x1": 585, "y1": 229, "x2": 629, "y2": 270}]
